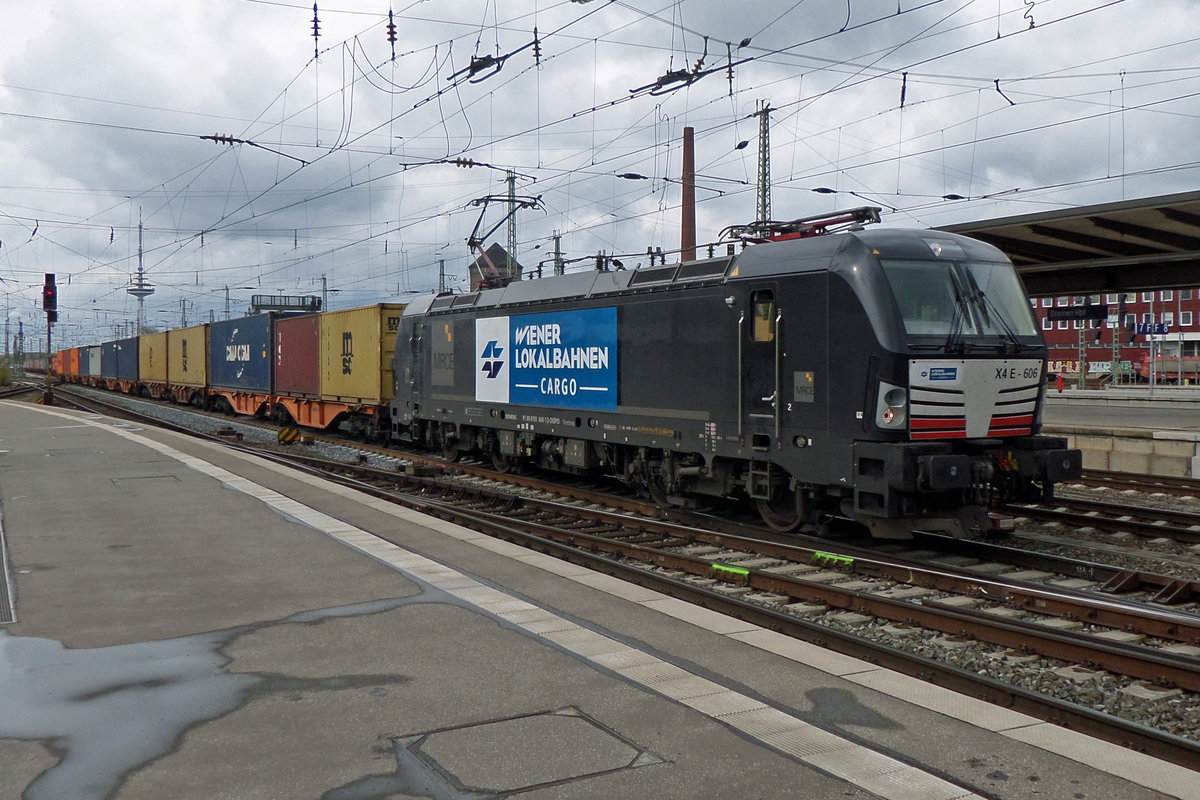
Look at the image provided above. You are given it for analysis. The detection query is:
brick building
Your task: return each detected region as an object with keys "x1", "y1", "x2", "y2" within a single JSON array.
[{"x1": 1031, "y1": 289, "x2": 1200, "y2": 383}]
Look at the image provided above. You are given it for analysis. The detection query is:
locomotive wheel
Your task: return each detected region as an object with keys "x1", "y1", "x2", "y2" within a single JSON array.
[
  {"x1": 491, "y1": 449, "x2": 514, "y2": 473},
  {"x1": 755, "y1": 490, "x2": 802, "y2": 533}
]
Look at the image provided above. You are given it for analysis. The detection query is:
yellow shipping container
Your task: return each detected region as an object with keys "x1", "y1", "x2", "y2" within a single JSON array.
[
  {"x1": 168, "y1": 323, "x2": 209, "y2": 388},
  {"x1": 319, "y1": 304, "x2": 405, "y2": 404},
  {"x1": 138, "y1": 331, "x2": 169, "y2": 383}
]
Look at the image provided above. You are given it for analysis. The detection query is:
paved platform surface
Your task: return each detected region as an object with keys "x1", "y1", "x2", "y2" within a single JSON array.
[
  {"x1": 1045, "y1": 390, "x2": 1200, "y2": 431},
  {"x1": 1, "y1": 400, "x2": 1195, "y2": 800}
]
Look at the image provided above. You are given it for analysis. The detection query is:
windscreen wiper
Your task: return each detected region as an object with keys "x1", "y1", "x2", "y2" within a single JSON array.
[
  {"x1": 963, "y1": 269, "x2": 1023, "y2": 353},
  {"x1": 943, "y1": 269, "x2": 971, "y2": 354}
]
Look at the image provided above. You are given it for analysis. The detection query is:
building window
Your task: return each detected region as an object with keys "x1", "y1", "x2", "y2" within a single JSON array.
[
  {"x1": 1029, "y1": 298, "x2": 1037, "y2": 308},
  {"x1": 1057, "y1": 320, "x2": 1068, "y2": 330},
  {"x1": 1164, "y1": 312, "x2": 1175, "y2": 326},
  {"x1": 1181, "y1": 289, "x2": 1193, "y2": 301},
  {"x1": 1042, "y1": 317, "x2": 1053, "y2": 331},
  {"x1": 1142, "y1": 292, "x2": 1154, "y2": 302},
  {"x1": 1042, "y1": 297, "x2": 1053, "y2": 307},
  {"x1": 1125, "y1": 314, "x2": 1136, "y2": 329},
  {"x1": 1182, "y1": 311, "x2": 1193, "y2": 327},
  {"x1": 1073, "y1": 320, "x2": 1084, "y2": 329},
  {"x1": 1162, "y1": 290, "x2": 1174, "y2": 301},
  {"x1": 1057, "y1": 297, "x2": 1069, "y2": 306},
  {"x1": 1142, "y1": 313, "x2": 1153, "y2": 324}
]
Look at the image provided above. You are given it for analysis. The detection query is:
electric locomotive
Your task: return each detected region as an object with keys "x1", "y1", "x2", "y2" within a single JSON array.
[{"x1": 389, "y1": 210, "x2": 1081, "y2": 538}]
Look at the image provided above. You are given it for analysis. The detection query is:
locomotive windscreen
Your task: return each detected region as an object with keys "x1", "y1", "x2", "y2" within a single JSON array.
[{"x1": 881, "y1": 258, "x2": 1038, "y2": 339}]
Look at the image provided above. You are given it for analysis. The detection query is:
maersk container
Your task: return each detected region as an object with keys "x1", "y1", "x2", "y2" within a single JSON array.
[
  {"x1": 318, "y1": 304, "x2": 405, "y2": 404},
  {"x1": 139, "y1": 331, "x2": 169, "y2": 384},
  {"x1": 209, "y1": 314, "x2": 272, "y2": 392},
  {"x1": 64, "y1": 347, "x2": 80, "y2": 378},
  {"x1": 274, "y1": 313, "x2": 320, "y2": 396},
  {"x1": 168, "y1": 323, "x2": 209, "y2": 388},
  {"x1": 101, "y1": 337, "x2": 139, "y2": 381},
  {"x1": 86, "y1": 345, "x2": 102, "y2": 378}
]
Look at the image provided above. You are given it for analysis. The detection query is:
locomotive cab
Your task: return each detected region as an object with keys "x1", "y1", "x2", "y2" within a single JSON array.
[{"x1": 834, "y1": 230, "x2": 1081, "y2": 537}]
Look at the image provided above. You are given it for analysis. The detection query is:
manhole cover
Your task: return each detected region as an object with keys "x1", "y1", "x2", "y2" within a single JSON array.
[{"x1": 397, "y1": 707, "x2": 661, "y2": 795}]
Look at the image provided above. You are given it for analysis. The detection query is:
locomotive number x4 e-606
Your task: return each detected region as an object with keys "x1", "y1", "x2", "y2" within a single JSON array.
[{"x1": 389, "y1": 225, "x2": 1082, "y2": 538}]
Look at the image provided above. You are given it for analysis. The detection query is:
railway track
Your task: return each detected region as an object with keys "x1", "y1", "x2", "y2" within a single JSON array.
[
  {"x1": 1076, "y1": 469, "x2": 1200, "y2": 497},
  {"x1": 33, "y1": 385, "x2": 1200, "y2": 768}
]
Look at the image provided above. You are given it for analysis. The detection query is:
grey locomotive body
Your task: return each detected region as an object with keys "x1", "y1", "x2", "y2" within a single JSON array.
[{"x1": 389, "y1": 227, "x2": 1081, "y2": 538}]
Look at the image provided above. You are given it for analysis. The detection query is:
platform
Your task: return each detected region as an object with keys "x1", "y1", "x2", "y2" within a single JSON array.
[{"x1": 0, "y1": 400, "x2": 1194, "y2": 800}]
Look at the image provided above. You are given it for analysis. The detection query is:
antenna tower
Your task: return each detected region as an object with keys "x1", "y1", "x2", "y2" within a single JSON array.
[{"x1": 127, "y1": 208, "x2": 155, "y2": 332}]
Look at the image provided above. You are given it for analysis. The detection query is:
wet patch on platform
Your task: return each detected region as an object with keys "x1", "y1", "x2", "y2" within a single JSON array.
[
  {"x1": 326, "y1": 707, "x2": 662, "y2": 799},
  {"x1": 0, "y1": 594, "x2": 426, "y2": 800}
]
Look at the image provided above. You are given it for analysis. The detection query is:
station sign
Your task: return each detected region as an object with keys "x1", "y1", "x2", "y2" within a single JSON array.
[
  {"x1": 1135, "y1": 322, "x2": 1171, "y2": 335},
  {"x1": 1046, "y1": 304, "x2": 1108, "y2": 321},
  {"x1": 475, "y1": 307, "x2": 618, "y2": 411}
]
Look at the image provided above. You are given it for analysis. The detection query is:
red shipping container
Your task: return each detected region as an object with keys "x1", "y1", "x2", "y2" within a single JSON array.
[{"x1": 274, "y1": 313, "x2": 320, "y2": 397}]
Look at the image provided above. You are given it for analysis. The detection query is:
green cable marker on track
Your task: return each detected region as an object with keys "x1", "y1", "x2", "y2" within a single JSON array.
[
  {"x1": 711, "y1": 563, "x2": 750, "y2": 578},
  {"x1": 812, "y1": 551, "x2": 854, "y2": 567}
]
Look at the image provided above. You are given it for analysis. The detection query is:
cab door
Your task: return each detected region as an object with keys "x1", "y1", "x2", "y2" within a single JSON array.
[{"x1": 743, "y1": 287, "x2": 781, "y2": 450}]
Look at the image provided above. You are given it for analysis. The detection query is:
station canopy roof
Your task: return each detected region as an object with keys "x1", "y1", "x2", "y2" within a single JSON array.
[{"x1": 936, "y1": 190, "x2": 1200, "y2": 297}]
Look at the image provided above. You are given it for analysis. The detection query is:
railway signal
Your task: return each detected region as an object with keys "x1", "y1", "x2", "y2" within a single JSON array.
[{"x1": 42, "y1": 273, "x2": 57, "y2": 314}]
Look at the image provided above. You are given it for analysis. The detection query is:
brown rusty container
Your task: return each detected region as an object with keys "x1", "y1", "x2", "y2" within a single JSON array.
[
  {"x1": 168, "y1": 323, "x2": 209, "y2": 388},
  {"x1": 318, "y1": 304, "x2": 405, "y2": 404},
  {"x1": 274, "y1": 314, "x2": 320, "y2": 396},
  {"x1": 139, "y1": 331, "x2": 169, "y2": 384}
]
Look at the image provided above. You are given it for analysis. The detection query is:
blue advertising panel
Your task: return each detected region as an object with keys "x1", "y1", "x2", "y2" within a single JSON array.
[
  {"x1": 209, "y1": 314, "x2": 272, "y2": 392},
  {"x1": 475, "y1": 307, "x2": 617, "y2": 411}
]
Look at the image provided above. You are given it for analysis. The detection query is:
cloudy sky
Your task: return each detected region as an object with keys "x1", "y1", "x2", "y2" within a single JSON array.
[{"x1": 2, "y1": 0, "x2": 1198, "y2": 348}]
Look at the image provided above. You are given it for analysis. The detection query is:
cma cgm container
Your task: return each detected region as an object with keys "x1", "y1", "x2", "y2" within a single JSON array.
[
  {"x1": 86, "y1": 345, "x2": 102, "y2": 378},
  {"x1": 168, "y1": 323, "x2": 209, "y2": 395},
  {"x1": 274, "y1": 314, "x2": 320, "y2": 396},
  {"x1": 319, "y1": 304, "x2": 405, "y2": 404},
  {"x1": 210, "y1": 314, "x2": 273, "y2": 393},
  {"x1": 139, "y1": 331, "x2": 169, "y2": 389},
  {"x1": 101, "y1": 337, "x2": 139, "y2": 382}
]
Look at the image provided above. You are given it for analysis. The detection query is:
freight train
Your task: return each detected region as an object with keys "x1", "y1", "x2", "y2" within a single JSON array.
[
  {"x1": 55, "y1": 304, "x2": 405, "y2": 442},
  {"x1": 54, "y1": 218, "x2": 1081, "y2": 539}
]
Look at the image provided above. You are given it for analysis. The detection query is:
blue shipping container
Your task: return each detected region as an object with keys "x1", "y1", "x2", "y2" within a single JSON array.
[
  {"x1": 115, "y1": 336, "x2": 139, "y2": 380},
  {"x1": 100, "y1": 341, "x2": 118, "y2": 379},
  {"x1": 209, "y1": 314, "x2": 273, "y2": 392},
  {"x1": 78, "y1": 346, "x2": 90, "y2": 376},
  {"x1": 100, "y1": 337, "x2": 139, "y2": 381}
]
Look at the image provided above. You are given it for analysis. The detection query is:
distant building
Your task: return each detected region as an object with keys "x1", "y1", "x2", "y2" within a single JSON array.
[
  {"x1": 468, "y1": 243, "x2": 524, "y2": 291},
  {"x1": 1031, "y1": 289, "x2": 1200, "y2": 383}
]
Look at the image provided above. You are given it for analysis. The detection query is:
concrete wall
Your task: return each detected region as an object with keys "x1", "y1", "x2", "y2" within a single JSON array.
[
  {"x1": 1046, "y1": 427, "x2": 1200, "y2": 478},
  {"x1": 1043, "y1": 388, "x2": 1200, "y2": 477}
]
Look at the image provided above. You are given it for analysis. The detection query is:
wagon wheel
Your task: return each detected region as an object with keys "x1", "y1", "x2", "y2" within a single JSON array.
[{"x1": 755, "y1": 488, "x2": 802, "y2": 533}]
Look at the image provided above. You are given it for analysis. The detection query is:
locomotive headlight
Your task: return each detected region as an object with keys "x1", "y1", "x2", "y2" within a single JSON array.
[{"x1": 875, "y1": 381, "x2": 908, "y2": 429}]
